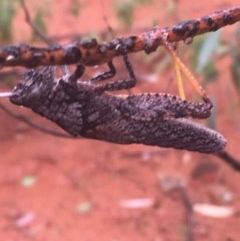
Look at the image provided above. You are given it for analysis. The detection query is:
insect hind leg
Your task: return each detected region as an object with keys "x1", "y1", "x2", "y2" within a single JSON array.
[{"x1": 162, "y1": 37, "x2": 213, "y2": 119}]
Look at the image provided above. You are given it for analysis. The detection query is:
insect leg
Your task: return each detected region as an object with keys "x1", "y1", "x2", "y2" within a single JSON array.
[
  {"x1": 94, "y1": 45, "x2": 137, "y2": 93},
  {"x1": 162, "y1": 38, "x2": 213, "y2": 118},
  {"x1": 68, "y1": 64, "x2": 86, "y2": 83},
  {"x1": 90, "y1": 61, "x2": 116, "y2": 83},
  {"x1": 119, "y1": 92, "x2": 213, "y2": 122},
  {"x1": 171, "y1": 48, "x2": 213, "y2": 114},
  {"x1": 172, "y1": 48, "x2": 186, "y2": 99}
]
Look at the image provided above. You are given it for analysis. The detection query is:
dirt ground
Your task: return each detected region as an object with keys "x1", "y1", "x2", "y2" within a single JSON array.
[{"x1": 0, "y1": 0, "x2": 240, "y2": 241}]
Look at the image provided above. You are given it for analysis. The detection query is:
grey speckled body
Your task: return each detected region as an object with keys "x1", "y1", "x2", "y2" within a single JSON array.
[{"x1": 10, "y1": 67, "x2": 226, "y2": 153}]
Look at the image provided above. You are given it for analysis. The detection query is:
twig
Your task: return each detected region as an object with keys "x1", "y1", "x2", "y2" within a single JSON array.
[
  {"x1": 215, "y1": 150, "x2": 240, "y2": 171},
  {"x1": 178, "y1": 185, "x2": 195, "y2": 241},
  {"x1": 0, "y1": 102, "x2": 73, "y2": 138},
  {"x1": 0, "y1": 6, "x2": 239, "y2": 68},
  {"x1": 20, "y1": 0, "x2": 53, "y2": 45}
]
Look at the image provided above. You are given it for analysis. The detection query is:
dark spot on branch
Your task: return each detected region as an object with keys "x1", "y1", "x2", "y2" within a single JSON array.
[{"x1": 65, "y1": 46, "x2": 82, "y2": 62}]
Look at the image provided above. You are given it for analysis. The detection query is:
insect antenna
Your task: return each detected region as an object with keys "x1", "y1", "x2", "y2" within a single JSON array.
[{"x1": 0, "y1": 92, "x2": 12, "y2": 98}]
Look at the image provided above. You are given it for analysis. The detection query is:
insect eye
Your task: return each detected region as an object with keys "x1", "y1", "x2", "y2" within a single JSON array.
[{"x1": 10, "y1": 81, "x2": 41, "y2": 107}]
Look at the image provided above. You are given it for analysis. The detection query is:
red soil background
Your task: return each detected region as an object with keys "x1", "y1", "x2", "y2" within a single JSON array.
[{"x1": 0, "y1": 0, "x2": 240, "y2": 240}]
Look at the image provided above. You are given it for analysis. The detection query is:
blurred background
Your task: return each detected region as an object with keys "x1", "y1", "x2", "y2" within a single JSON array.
[{"x1": 0, "y1": 0, "x2": 239, "y2": 240}]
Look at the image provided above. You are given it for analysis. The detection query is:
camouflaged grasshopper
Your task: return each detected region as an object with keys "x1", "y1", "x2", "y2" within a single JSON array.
[{"x1": 9, "y1": 65, "x2": 226, "y2": 154}]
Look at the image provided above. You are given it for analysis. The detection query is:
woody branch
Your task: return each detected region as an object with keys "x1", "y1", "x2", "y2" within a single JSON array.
[{"x1": 0, "y1": 6, "x2": 239, "y2": 68}]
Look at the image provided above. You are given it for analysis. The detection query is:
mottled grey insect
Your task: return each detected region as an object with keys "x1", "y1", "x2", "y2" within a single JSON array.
[{"x1": 9, "y1": 66, "x2": 226, "y2": 153}]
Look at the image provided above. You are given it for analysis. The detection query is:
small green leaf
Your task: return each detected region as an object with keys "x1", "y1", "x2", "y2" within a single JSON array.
[
  {"x1": 31, "y1": 10, "x2": 47, "y2": 41},
  {"x1": 114, "y1": 0, "x2": 134, "y2": 29},
  {"x1": 230, "y1": 26, "x2": 240, "y2": 93},
  {"x1": 230, "y1": 57, "x2": 240, "y2": 92},
  {"x1": 113, "y1": 0, "x2": 152, "y2": 29},
  {"x1": 0, "y1": 0, "x2": 16, "y2": 43},
  {"x1": 196, "y1": 31, "x2": 221, "y2": 74},
  {"x1": 68, "y1": 1, "x2": 84, "y2": 17}
]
